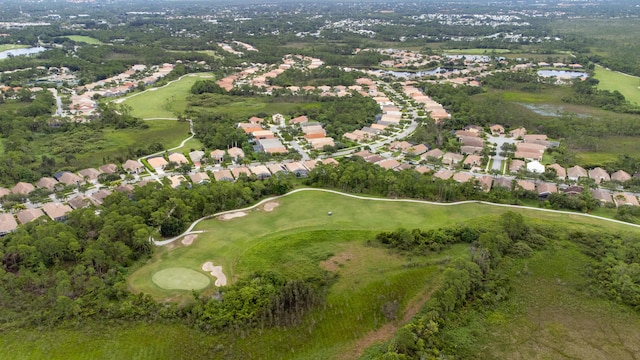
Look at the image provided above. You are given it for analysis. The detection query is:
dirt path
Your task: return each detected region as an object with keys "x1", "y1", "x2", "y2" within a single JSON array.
[{"x1": 338, "y1": 284, "x2": 439, "y2": 360}]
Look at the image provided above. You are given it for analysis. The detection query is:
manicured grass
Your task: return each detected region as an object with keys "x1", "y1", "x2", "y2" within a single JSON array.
[
  {"x1": 121, "y1": 73, "x2": 215, "y2": 119},
  {"x1": 0, "y1": 44, "x2": 28, "y2": 52},
  {"x1": 594, "y1": 64, "x2": 640, "y2": 105},
  {"x1": 462, "y1": 241, "x2": 640, "y2": 359},
  {"x1": 152, "y1": 267, "x2": 210, "y2": 290},
  {"x1": 62, "y1": 35, "x2": 104, "y2": 45}
]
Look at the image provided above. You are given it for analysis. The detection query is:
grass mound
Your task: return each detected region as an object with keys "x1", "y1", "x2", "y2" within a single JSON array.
[{"x1": 151, "y1": 267, "x2": 210, "y2": 290}]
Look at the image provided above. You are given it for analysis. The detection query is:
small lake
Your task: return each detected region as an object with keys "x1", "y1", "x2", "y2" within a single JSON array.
[
  {"x1": 537, "y1": 70, "x2": 588, "y2": 78},
  {"x1": 0, "y1": 46, "x2": 47, "y2": 60},
  {"x1": 372, "y1": 67, "x2": 448, "y2": 78}
]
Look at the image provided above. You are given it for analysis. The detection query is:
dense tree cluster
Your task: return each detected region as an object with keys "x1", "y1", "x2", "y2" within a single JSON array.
[
  {"x1": 562, "y1": 78, "x2": 640, "y2": 114},
  {"x1": 267, "y1": 66, "x2": 362, "y2": 87}
]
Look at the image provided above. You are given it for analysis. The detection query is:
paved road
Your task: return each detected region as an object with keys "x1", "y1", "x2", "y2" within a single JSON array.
[
  {"x1": 486, "y1": 134, "x2": 516, "y2": 173},
  {"x1": 49, "y1": 88, "x2": 63, "y2": 116}
]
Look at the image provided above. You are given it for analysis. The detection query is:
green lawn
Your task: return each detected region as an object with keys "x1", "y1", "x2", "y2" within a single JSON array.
[
  {"x1": 121, "y1": 73, "x2": 215, "y2": 119},
  {"x1": 62, "y1": 35, "x2": 104, "y2": 45},
  {"x1": 594, "y1": 64, "x2": 640, "y2": 105},
  {"x1": 0, "y1": 44, "x2": 28, "y2": 52}
]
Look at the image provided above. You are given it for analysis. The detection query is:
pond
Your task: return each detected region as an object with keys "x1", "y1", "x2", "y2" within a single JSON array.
[
  {"x1": 537, "y1": 70, "x2": 588, "y2": 78},
  {"x1": 0, "y1": 46, "x2": 47, "y2": 60}
]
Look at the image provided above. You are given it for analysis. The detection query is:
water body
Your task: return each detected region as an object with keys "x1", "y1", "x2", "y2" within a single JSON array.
[
  {"x1": 372, "y1": 67, "x2": 448, "y2": 78},
  {"x1": 0, "y1": 46, "x2": 47, "y2": 60},
  {"x1": 518, "y1": 103, "x2": 589, "y2": 118},
  {"x1": 537, "y1": 70, "x2": 588, "y2": 78}
]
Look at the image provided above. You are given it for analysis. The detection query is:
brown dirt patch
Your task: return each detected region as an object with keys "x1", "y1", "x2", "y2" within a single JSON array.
[
  {"x1": 320, "y1": 250, "x2": 355, "y2": 272},
  {"x1": 337, "y1": 285, "x2": 438, "y2": 360},
  {"x1": 263, "y1": 201, "x2": 279, "y2": 212},
  {"x1": 218, "y1": 211, "x2": 247, "y2": 221},
  {"x1": 181, "y1": 234, "x2": 197, "y2": 246}
]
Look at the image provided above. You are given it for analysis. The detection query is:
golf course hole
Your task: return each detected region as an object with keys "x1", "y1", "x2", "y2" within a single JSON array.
[{"x1": 152, "y1": 267, "x2": 211, "y2": 290}]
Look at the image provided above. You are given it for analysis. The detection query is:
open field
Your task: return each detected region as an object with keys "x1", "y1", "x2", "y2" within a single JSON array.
[
  {"x1": 594, "y1": 64, "x2": 640, "y2": 105},
  {"x1": 457, "y1": 241, "x2": 640, "y2": 359},
  {"x1": 0, "y1": 44, "x2": 28, "y2": 52},
  {"x1": 121, "y1": 73, "x2": 215, "y2": 119},
  {"x1": 5, "y1": 190, "x2": 640, "y2": 359},
  {"x1": 62, "y1": 35, "x2": 104, "y2": 45}
]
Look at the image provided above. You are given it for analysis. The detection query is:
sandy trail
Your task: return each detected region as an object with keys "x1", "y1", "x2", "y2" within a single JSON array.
[
  {"x1": 202, "y1": 262, "x2": 227, "y2": 286},
  {"x1": 218, "y1": 211, "x2": 247, "y2": 220}
]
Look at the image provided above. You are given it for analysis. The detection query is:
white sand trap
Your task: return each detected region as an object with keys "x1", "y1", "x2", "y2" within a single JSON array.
[
  {"x1": 263, "y1": 201, "x2": 279, "y2": 212},
  {"x1": 181, "y1": 234, "x2": 197, "y2": 246},
  {"x1": 202, "y1": 262, "x2": 227, "y2": 286},
  {"x1": 218, "y1": 211, "x2": 247, "y2": 220}
]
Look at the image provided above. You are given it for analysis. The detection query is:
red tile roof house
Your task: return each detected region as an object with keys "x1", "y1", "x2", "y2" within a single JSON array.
[
  {"x1": 267, "y1": 163, "x2": 286, "y2": 176},
  {"x1": 490, "y1": 124, "x2": 505, "y2": 135},
  {"x1": 227, "y1": 147, "x2": 245, "y2": 161},
  {"x1": 285, "y1": 162, "x2": 309, "y2": 177},
  {"x1": 405, "y1": 144, "x2": 428, "y2": 156},
  {"x1": 0, "y1": 213, "x2": 18, "y2": 236},
  {"x1": 78, "y1": 168, "x2": 102, "y2": 183},
  {"x1": 36, "y1": 177, "x2": 59, "y2": 191},
  {"x1": 547, "y1": 164, "x2": 566, "y2": 179},
  {"x1": 453, "y1": 172, "x2": 473, "y2": 183},
  {"x1": 591, "y1": 189, "x2": 613, "y2": 204},
  {"x1": 422, "y1": 148, "x2": 444, "y2": 161},
  {"x1": 99, "y1": 163, "x2": 118, "y2": 174},
  {"x1": 90, "y1": 189, "x2": 112, "y2": 205},
  {"x1": 249, "y1": 165, "x2": 271, "y2": 180},
  {"x1": 476, "y1": 175, "x2": 493, "y2": 192},
  {"x1": 442, "y1": 152, "x2": 464, "y2": 165},
  {"x1": 459, "y1": 136, "x2": 484, "y2": 148},
  {"x1": 289, "y1": 115, "x2": 309, "y2": 125},
  {"x1": 415, "y1": 165, "x2": 432, "y2": 174},
  {"x1": 509, "y1": 127, "x2": 527, "y2": 139},
  {"x1": 463, "y1": 155, "x2": 482, "y2": 168},
  {"x1": 189, "y1": 172, "x2": 211, "y2": 184},
  {"x1": 213, "y1": 169, "x2": 234, "y2": 182},
  {"x1": 168, "y1": 152, "x2": 189, "y2": 165},
  {"x1": 509, "y1": 160, "x2": 525, "y2": 173},
  {"x1": 614, "y1": 193, "x2": 640, "y2": 207},
  {"x1": 377, "y1": 159, "x2": 401, "y2": 170},
  {"x1": 231, "y1": 166, "x2": 251, "y2": 179},
  {"x1": 42, "y1": 203, "x2": 73, "y2": 222},
  {"x1": 433, "y1": 169, "x2": 454, "y2": 180},
  {"x1": 0, "y1": 187, "x2": 10, "y2": 198},
  {"x1": 588, "y1": 167, "x2": 610, "y2": 184},
  {"x1": 210, "y1": 149, "x2": 226, "y2": 163},
  {"x1": 536, "y1": 182, "x2": 557, "y2": 199},
  {"x1": 147, "y1": 157, "x2": 168, "y2": 171},
  {"x1": 12, "y1": 182, "x2": 35, "y2": 195},
  {"x1": 123, "y1": 159, "x2": 144, "y2": 174},
  {"x1": 567, "y1": 165, "x2": 588, "y2": 181},
  {"x1": 611, "y1": 170, "x2": 632, "y2": 183},
  {"x1": 516, "y1": 179, "x2": 536, "y2": 192},
  {"x1": 16, "y1": 208, "x2": 45, "y2": 224}
]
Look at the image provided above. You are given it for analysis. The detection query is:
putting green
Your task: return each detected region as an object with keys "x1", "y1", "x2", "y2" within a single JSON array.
[{"x1": 152, "y1": 267, "x2": 210, "y2": 290}]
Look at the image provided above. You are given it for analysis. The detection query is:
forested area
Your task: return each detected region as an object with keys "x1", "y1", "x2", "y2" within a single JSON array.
[
  {"x1": 267, "y1": 66, "x2": 362, "y2": 87},
  {"x1": 562, "y1": 78, "x2": 640, "y2": 114}
]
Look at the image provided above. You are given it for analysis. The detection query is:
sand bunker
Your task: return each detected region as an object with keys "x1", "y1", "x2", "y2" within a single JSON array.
[
  {"x1": 218, "y1": 211, "x2": 247, "y2": 220},
  {"x1": 202, "y1": 262, "x2": 227, "y2": 286},
  {"x1": 263, "y1": 201, "x2": 279, "y2": 212},
  {"x1": 181, "y1": 234, "x2": 197, "y2": 246}
]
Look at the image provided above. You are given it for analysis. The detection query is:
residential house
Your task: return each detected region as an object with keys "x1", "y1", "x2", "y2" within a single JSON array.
[
  {"x1": 516, "y1": 180, "x2": 536, "y2": 191},
  {"x1": 16, "y1": 208, "x2": 45, "y2": 224},
  {"x1": 547, "y1": 164, "x2": 566, "y2": 179},
  {"x1": 249, "y1": 116, "x2": 264, "y2": 124},
  {"x1": 78, "y1": 168, "x2": 101, "y2": 183},
  {"x1": 289, "y1": 115, "x2": 308, "y2": 125},
  {"x1": 592, "y1": 189, "x2": 613, "y2": 204},
  {"x1": 231, "y1": 167, "x2": 251, "y2": 179},
  {"x1": 614, "y1": 193, "x2": 639, "y2": 207},
  {"x1": 249, "y1": 165, "x2": 271, "y2": 180},
  {"x1": 453, "y1": 172, "x2": 473, "y2": 183},
  {"x1": 36, "y1": 177, "x2": 58, "y2": 190},
  {"x1": 68, "y1": 196, "x2": 98, "y2": 209},
  {"x1": 493, "y1": 177, "x2": 513, "y2": 189},
  {"x1": 322, "y1": 158, "x2": 339, "y2": 166},
  {"x1": 564, "y1": 185, "x2": 583, "y2": 196},
  {"x1": 537, "y1": 183, "x2": 557, "y2": 199},
  {"x1": 12, "y1": 182, "x2": 35, "y2": 195},
  {"x1": 99, "y1": 163, "x2": 118, "y2": 174},
  {"x1": 476, "y1": 175, "x2": 493, "y2": 192},
  {"x1": 189, "y1": 172, "x2": 210, "y2": 184},
  {"x1": 442, "y1": 152, "x2": 464, "y2": 165},
  {"x1": 147, "y1": 157, "x2": 168, "y2": 171},
  {"x1": 168, "y1": 152, "x2": 189, "y2": 165},
  {"x1": 490, "y1": 124, "x2": 505, "y2": 135},
  {"x1": 0, "y1": 187, "x2": 10, "y2": 198},
  {"x1": 90, "y1": 189, "x2": 112, "y2": 205},
  {"x1": 509, "y1": 160, "x2": 526, "y2": 173},
  {"x1": 0, "y1": 213, "x2": 18, "y2": 236},
  {"x1": 422, "y1": 148, "x2": 443, "y2": 161},
  {"x1": 377, "y1": 159, "x2": 401, "y2": 170},
  {"x1": 210, "y1": 149, "x2": 226, "y2": 163},
  {"x1": 509, "y1": 127, "x2": 527, "y2": 138},
  {"x1": 258, "y1": 138, "x2": 288, "y2": 154},
  {"x1": 123, "y1": 159, "x2": 144, "y2": 174},
  {"x1": 526, "y1": 160, "x2": 545, "y2": 174},
  {"x1": 228, "y1": 147, "x2": 245, "y2": 161},
  {"x1": 389, "y1": 141, "x2": 413, "y2": 151},
  {"x1": 567, "y1": 165, "x2": 588, "y2": 181},
  {"x1": 414, "y1": 165, "x2": 432, "y2": 174},
  {"x1": 588, "y1": 167, "x2": 610, "y2": 184},
  {"x1": 115, "y1": 184, "x2": 135, "y2": 193},
  {"x1": 459, "y1": 136, "x2": 484, "y2": 148},
  {"x1": 433, "y1": 169, "x2": 454, "y2": 180},
  {"x1": 189, "y1": 150, "x2": 205, "y2": 165},
  {"x1": 405, "y1": 144, "x2": 428, "y2": 156},
  {"x1": 460, "y1": 146, "x2": 483, "y2": 155},
  {"x1": 463, "y1": 155, "x2": 482, "y2": 168},
  {"x1": 303, "y1": 160, "x2": 319, "y2": 171},
  {"x1": 455, "y1": 130, "x2": 480, "y2": 138},
  {"x1": 213, "y1": 169, "x2": 234, "y2": 182},
  {"x1": 611, "y1": 170, "x2": 632, "y2": 183},
  {"x1": 42, "y1": 203, "x2": 72, "y2": 222},
  {"x1": 284, "y1": 162, "x2": 309, "y2": 177}
]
